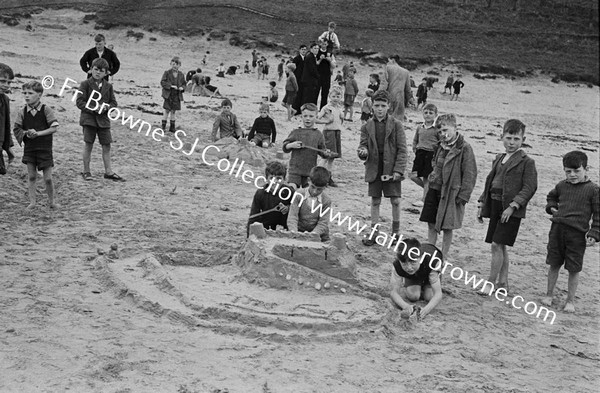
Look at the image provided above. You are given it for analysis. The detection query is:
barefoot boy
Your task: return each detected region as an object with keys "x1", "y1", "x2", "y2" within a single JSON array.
[
  {"x1": 390, "y1": 237, "x2": 443, "y2": 321},
  {"x1": 357, "y1": 90, "x2": 407, "y2": 246},
  {"x1": 13, "y1": 81, "x2": 59, "y2": 209},
  {"x1": 0, "y1": 63, "x2": 15, "y2": 175},
  {"x1": 77, "y1": 58, "x2": 123, "y2": 181},
  {"x1": 541, "y1": 151, "x2": 599, "y2": 313},
  {"x1": 477, "y1": 120, "x2": 537, "y2": 293}
]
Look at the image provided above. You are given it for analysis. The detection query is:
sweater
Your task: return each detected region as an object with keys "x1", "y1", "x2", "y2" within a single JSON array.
[
  {"x1": 546, "y1": 179, "x2": 599, "y2": 240},
  {"x1": 247, "y1": 184, "x2": 292, "y2": 235},
  {"x1": 248, "y1": 116, "x2": 277, "y2": 143},
  {"x1": 344, "y1": 78, "x2": 358, "y2": 96},
  {"x1": 285, "y1": 73, "x2": 298, "y2": 92},
  {"x1": 287, "y1": 187, "x2": 331, "y2": 241},
  {"x1": 412, "y1": 123, "x2": 439, "y2": 152},
  {"x1": 282, "y1": 127, "x2": 327, "y2": 176}
]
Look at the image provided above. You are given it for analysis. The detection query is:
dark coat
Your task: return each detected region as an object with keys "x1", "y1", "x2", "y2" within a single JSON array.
[
  {"x1": 357, "y1": 116, "x2": 407, "y2": 183},
  {"x1": 0, "y1": 93, "x2": 13, "y2": 152},
  {"x1": 76, "y1": 78, "x2": 117, "y2": 128},
  {"x1": 79, "y1": 47, "x2": 121, "y2": 77},
  {"x1": 160, "y1": 69, "x2": 186, "y2": 101},
  {"x1": 301, "y1": 52, "x2": 319, "y2": 85},
  {"x1": 479, "y1": 150, "x2": 537, "y2": 219},
  {"x1": 292, "y1": 54, "x2": 304, "y2": 83},
  {"x1": 429, "y1": 134, "x2": 477, "y2": 231}
]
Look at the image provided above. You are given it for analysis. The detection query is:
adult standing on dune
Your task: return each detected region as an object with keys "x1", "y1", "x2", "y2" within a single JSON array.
[
  {"x1": 80, "y1": 34, "x2": 121, "y2": 81},
  {"x1": 301, "y1": 42, "x2": 321, "y2": 106},
  {"x1": 380, "y1": 55, "x2": 414, "y2": 122},
  {"x1": 291, "y1": 45, "x2": 307, "y2": 114}
]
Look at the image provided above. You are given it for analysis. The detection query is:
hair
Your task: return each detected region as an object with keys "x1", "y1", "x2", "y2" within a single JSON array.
[
  {"x1": 221, "y1": 98, "x2": 233, "y2": 108},
  {"x1": 435, "y1": 113, "x2": 456, "y2": 128},
  {"x1": 389, "y1": 54, "x2": 400, "y2": 64},
  {"x1": 265, "y1": 161, "x2": 286, "y2": 178},
  {"x1": 259, "y1": 103, "x2": 270, "y2": 112},
  {"x1": 0, "y1": 63, "x2": 14, "y2": 79},
  {"x1": 94, "y1": 34, "x2": 105, "y2": 43},
  {"x1": 328, "y1": 21, "x2": 336, "y2": 29},
  {"x1": 286, "y1": 63, "x2": 296, "y2": 71},
  {"x1": 329, "y1": 85, "x2": 343, "y2": 97},
  {"x1": 91, "y1": 58, "x2": 109, "y2": 71},
  {"x1": 309, "y1": 41, "x2": 319, "y2": 49},
  {"x1": 300, "y1": 103, "x2": 318, "y2": 113},
  {"x1": 170, "y1": 57, "x2": 181, "y2": 65},
  {"x1": 204, "y1": 76, "x2": 211, "y2": 85},
  {"x1": 347, "y1": 68, "x2": 356, "y2": 75},
  {"x1": 423, "y1": 103, "x2": 437, "y2": 113},
  {"x1": 269, "y1": 81, "x2": 276, "y2": 88},
  {"x1": 22, "y1": 81, "x2": 43, "y2": 94},
  {"x1": 196, "y1": 68, "x2": 202, "y2": 73},
  {"x1": 309, "y1": 166, "x2": 331, "y2": 187},
  {"x1": 299, "y1": 44, "x2": 307, "y2": 49},
  {"x1": 365, "y1": 88, "x2": 374, "y2": 97},
  {"x1": 396, "y1": 238, "x2": 421, "y2": 262},
  {"x1": 503, "y1": 119, "x2": 526, "y2": 136},
  {"x1": 563, "y1": 151, "x2": 588, "y2": 169},
  {"x1": 372, "y1": 90, "x2": 389, "y2": 103},
  {"x1": 369, "y1": 73, "x2": 380, "y2": 82}
]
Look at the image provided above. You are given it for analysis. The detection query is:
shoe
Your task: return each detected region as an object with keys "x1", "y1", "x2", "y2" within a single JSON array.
[
  {"x1": 362, "y1": 236, "x2": 376, "y2": 246},
  {"x1": 412, "y1": 201, "x2": 424, "y2": 207},
  {"x1": 104, "y1": 173, "x2": 125, "y2": 181},
  {"x1": 329, "y1": 179, "x2": 339, "y2": 187},
  {"x1": 82, "y1": 172, "x2": 92, "y2": 181}
]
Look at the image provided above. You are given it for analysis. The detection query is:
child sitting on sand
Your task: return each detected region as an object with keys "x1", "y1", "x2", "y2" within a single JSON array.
[
  {"x1": 316, "y1": 86, "x2": 344, "y2": 187},
  {"x1": 390, "y1": 237, "x2": 443, "y2": 321},
  {"x1": 541, "y1": 151, "x2": 598, "y2": 313},
  {"x1": 282, "y1": 103, "x2": 331, "y2": 188},
  {"x1": 247, "y1": 161, "x2": 292, "y2": 236},
  {"x1": 211, "y1": 98, "x2": 242, "y2": 141},
  {"x1": 0, "y1": 62, "x2": 15, "y2": 175},
  {"x1": 13, "y1": 81, "x2": 59, "y2": 209},
  {"x1": 477, "y1": 119, "x2": 537, "y2": 295},
  {"x1": 160, "y1": 56, "x2": 186, "y2": 133},
  {"x1": 410, "y1": 103, "x2": 440, "y2": 205},
  {"x1": 248, "y1": 103, "x2": 276, "y2": 148},
  {"x1": 287, "y1": 166, "x2": 332, "y2": 242},
  {"x1": 216, "y1": 63, "x2": 225, "y2": 78},
  {"x1": 418, "y1": 114, "x2": 477, "y2": 258}
]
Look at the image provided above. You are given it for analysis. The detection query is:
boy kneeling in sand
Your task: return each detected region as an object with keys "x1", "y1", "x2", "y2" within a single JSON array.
[{"x1": 390, "y1": 237, "x2": 443, "y2": 321}]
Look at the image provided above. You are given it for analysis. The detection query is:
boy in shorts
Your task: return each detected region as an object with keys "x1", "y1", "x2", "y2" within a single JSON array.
[
  {"x1": 287, "y1": 166, "x2": 332, "y2": 242},
  {"x1": 77, "y1": 58, "x2": 123, "y2": 181},
  {"x1": 248, "y1": 103, "x2": 276, "y2": 148},
  {"x1": 282, "y1": 103, "x2": 331, "y2": 188},
  {"x1": 410, "y1": 103, "x2": 440, "y2": 206},
  {"x1": 477, "y1": 119, "x2": 537, "y2": 294},
  {"x1": 541, "y1": 151, "x2": 599, "y2": 312},
  {"x1": 247, "y1": 161, "x2": 292, "y2": 235},
  {"x1": 0, "y1": 62, "x2": 15, "y2": 175},
  {"x1": 13, "y1": 81, "x2": 59, "y2": 209},
  {"x1": 390, "y1": 237, "x2": 443, "y2": 321},
  {"x1": 357, "y1": 90, "x2": 407, "y2": 246}
]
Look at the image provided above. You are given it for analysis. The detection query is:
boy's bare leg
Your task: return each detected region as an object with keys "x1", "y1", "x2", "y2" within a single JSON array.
[
  {"x1": 370, "y1": 197, "x2": 381, "y2": 226},
  {"x1": 422, "y1": 178, "x2": 429, "y2": 202},
  {"x1": 441, "y1": 229, "x2": 453, "y2": 258},
  {"x1": 391, "y1": 196, "x2": 401, "y2": 234},
  {"x1": 162, "y1": 109, "x2": 169, "y2": 121},
  {"x1": 564, "y1": 271, "x2": 579, "y2": 312},
  {"x1": 488, "y1": 242, "x2": 504, "y2": 284},
  {"x1": 101, "y1": 144, "x2": 112, "y2": 175},
  {"x1": 541, "y1": 265, "x2": 561, "y2": 306},
  {"x1": 26, "y1": 163, "x2": 37, "y2": 209},
  {"x1": 42, "y1": 166, "x2": 56, "y2": 208},
  {"x1": 83, "y1": 142, "x2": 94, "y2": 174},
  {"x1": 409, "y1": 172, "x2": 424, "y2": 188},
  {"x1": 498, "y1": 246, "x2": 510, "y2": 290},
  {"x1": 427, "y1": 223, "x2": 438, "y2": 245}
]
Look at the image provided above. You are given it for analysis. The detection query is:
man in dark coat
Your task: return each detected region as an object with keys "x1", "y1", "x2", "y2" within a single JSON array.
[
  {"x1": 316, "y1": 40, "x2": 334, "y2": 109},
  {"x1": 291, "y1": 45, "x2": 307, "y2": 114},
  {"x1": 301, "y1": 42, "x2": 320, "y2": 105},
  {"x1": 79, "y1": 34, "x2": 121, "y2": 81}
]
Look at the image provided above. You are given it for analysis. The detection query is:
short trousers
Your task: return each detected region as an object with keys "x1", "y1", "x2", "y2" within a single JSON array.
[
  {"x1": 484, "y1": 199, "x2": 522, "y2": 246},
  {"x1": 163, "y1": 92, "x2": 181, "y2": 111},
  {"x1": 288, "y1": 173, "x2": 309, "y2": 188},
  {"x1": 22, "y1": 148, "x2": 54, "y2": 171},
  {"x1": 83, "y1": 125, "x2": 112, "y2": 145},
  {"x1": 545, "y1": 222, "x2": 587, "y2": 273},
  {"x1": 368, "y1": 178, "x2": 402, "y2": 198},
  {"x1": 417, "y1": 97, "x2": 427, "y2": 105},
  {"x1": 419, "y1": 187, "x2": 441, "y2": 224},
  {"x1": 344, "y1": 94, "x2": 355, "y2": 107},
  {"x1": 360, "y1": 112, "x2": 372, "y2": 121},
  {"x1": 252, "y1": 133, "x2": 271, "y2": 146},
  {"x1": 323, "y1": 129, "x2": 341, "y2": 158},
  {"x1": 445, "y1": 83, "x2": 452, "y2": 89},
  {"x1": 411, "y1": 149, "x2": 435, "y2": 178},
  {"x1": 283, "y1": 91, "x2": 297, "y2": 105}
]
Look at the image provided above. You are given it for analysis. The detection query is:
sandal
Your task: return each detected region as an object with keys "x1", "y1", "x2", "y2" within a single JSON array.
[
  {"x1": 104, "y1": 173, "x2": 125, "y2": 181},
  {"x1": 82, "y1": 172, "x2": 93, "y2": 181}
]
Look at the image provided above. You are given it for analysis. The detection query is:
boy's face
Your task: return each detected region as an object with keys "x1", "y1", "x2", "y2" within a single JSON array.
[
  {"x1": 422, "y1": 108, "x2": 436, "y2": 124},
  {"x1": 438, "y1": 124, "x2": 457, "y2": 143},
  {"x1": 310, "y1": 45, "x2": 319, "y2": 56},
  {"x1": 301, "y1": 109, "x2": 317, "y2": 127},
  {"x1": 564, "y1": 166, "x2": 587, "y2": 184},
  {"x1": 501, "y1": 132, "x2": 524, "y2": 154},
  {"x1": 221, "y1": 105, "x2": 232, "y2": 114},
  {"x1": 91, "y1": 66, "x2": 107, "y2": 81},
  {"x1": 95, "y1": 40, "x2": 105, "y2": 51},
  {"x1": 171, "y1": 61, "x2": 180, "y2": 71},
  {"x1": 372, "y1": 101, "x2": 389, "y2": 119},
  {"x1": 267, "y1": 174, "x2": 285, "y2": 184},
  {"x1": 329, "y1": 91, "x2": 342, "y2": 104},
  {"x1": 0, "y1": 75, "x2": 12, "y2": 93},
  {"x1": 259, "y1": 109, "x2": 269, "y2": 118},
  {"x1": 22, "y1": 88, "x2": 42, "y2": 107},
  {"x1": 299, "y1": 47, "x2": 307, "y2": 56},
  {"x1": 399, "y1": 254, "x2": 421, "y2": 275},
  {"x1": 308, "y1": 181, "x2": 326, "y2": 197}
]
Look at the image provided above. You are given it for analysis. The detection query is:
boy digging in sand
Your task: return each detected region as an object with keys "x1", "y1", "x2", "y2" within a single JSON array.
[
  {"x1": 541, "y1": 151, "x2": 599, "y2": 313},
  {"x1": 13, "y1": 81, "x2": 59, "y2": 209}
]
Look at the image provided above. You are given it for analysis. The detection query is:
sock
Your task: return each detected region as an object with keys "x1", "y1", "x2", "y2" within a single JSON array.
[
  {"x1": 392, "y1": 220, "x2": 400, "y2": 234},
  {"x1": 169, "y1": 121, "x2": 176, "y2": 132},
  {"x1": 161, "y1": 120, "x2": 167, "y2": 130}
]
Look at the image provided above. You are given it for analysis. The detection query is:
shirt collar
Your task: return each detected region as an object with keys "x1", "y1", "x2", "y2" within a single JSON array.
[
  {"x1": 421, "y1": 122, "x2": 435, "y2": 129},
  {"x1": 303, "y1": 187, "x2": 322, "y2": 203},
  {"x1": 27, "y1": 102, "x2": 42, "y2": 112},
  {"x1": 374, "y1": 115, "x2": 387, "y2": 123}
]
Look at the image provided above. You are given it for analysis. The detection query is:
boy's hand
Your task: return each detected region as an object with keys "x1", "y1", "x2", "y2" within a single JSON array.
[
  {"x1": 357, "y1": 147, "x2": 368, "y2": 159},
  {"x1": 27, "y1": 130, "x2": 38, "y2": 139},
  {"x1": 500, "y1": 206, "x2": 515, "y2": 223},
  {"x1": 279, "y1": 203, "x2": 289, "y2": 215},
  {"x1": 550, "y1": 207, "x2": 558, "y2": 215},
  {"x1": 392, "y1": 172, "x2": 403, "y2": 182},
  {"x1": 455, "y1": 197, "x2": 468, "y2": 206},
  {"x1": 178, "y1": 87, "x2": 184, "y2": 91},
  {"x1": 286, "y1": 141, "x2": 303, "y2": 149},
  {"x1": 586, "y1": 237, "x2": 597, "y2": 247},
  {"x1": 477, "y1": 207, "x2": 484, "y2": 223}
]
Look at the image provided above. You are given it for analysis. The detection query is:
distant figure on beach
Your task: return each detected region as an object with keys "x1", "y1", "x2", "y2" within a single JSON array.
[
  {"x1": 282, "y1": 63, "x2": 298, "y2": 121},
  {"x1": 216, "y1": 63, "x2": 225, "y2": 78},
  {"x1": 380, "y1": 55, "x2": 414, "y2": 122},
  {"x1": 316, "y1": 86, "x2": 344, "y2": 187},
  {"x1": 444, "y1": 73, "x2": 454, "y2": 94},
  {"x1": 268, "y1": 81, "x2": 278, "y2": 103},
  {"x1": 416, "y1": 78, "x2": 428, "y2": 110},
  {"x1": 367, "y1": 73, "x2": 380, "y2": 92},
  {"x1": 410, "y1": 103, "x2": 439, "y2": 205},
  {"x1": 291, "y1": 45, "x2": 307, "y2": 114},
  {"x1": 451, "y1": 77, "x2": 464, "y2": 101},
  {"x1": 317, "y1": 39, "x2": 335, "y2": 109},
  {"x1": 212, "y1": 98, "x2": 242, "y2": 141},
  {"x1": 79, "y1": 34, "x2": 120, "y2": 81},
  {"x1": 277, "y1": 59, "x2": 285, "y2": 81},
  {"x1": 318, "y1": 21, "x2": 340, "y2": 54},
  {"x1": 160, "y1": 56, "x2": 186, "y2": 133},
  {"x1": 251, "y1": 49, "x2": 258, "y2": 72},
  {"x1": 343, "y1": 68, "x2": 358, "y2": 122}
]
